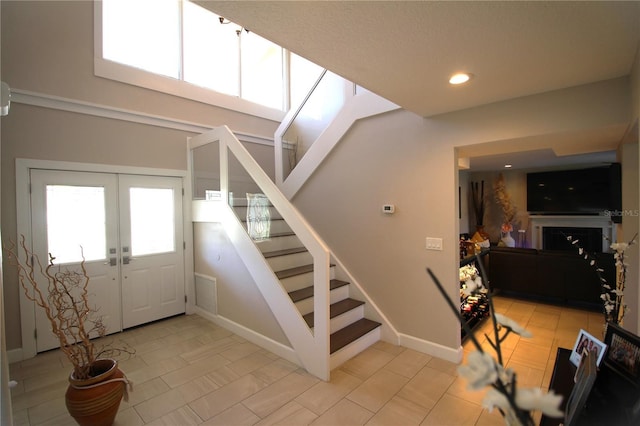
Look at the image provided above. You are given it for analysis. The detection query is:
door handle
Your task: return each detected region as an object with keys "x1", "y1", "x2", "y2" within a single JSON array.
[
  {"x1": 105, "y1": 248, "x2": 117, "y2": 266},
  {"x1": 123, "y1": 255, "x2": 136, "y2": 265}
]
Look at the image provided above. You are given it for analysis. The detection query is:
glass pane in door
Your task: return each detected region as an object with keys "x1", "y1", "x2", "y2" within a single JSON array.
[
  {"x1": 46, "y1": 185, "x2": 106, "y2": 264},
  {"x1": 129, "y1": 187, "x2": 175, "y2": 256}
]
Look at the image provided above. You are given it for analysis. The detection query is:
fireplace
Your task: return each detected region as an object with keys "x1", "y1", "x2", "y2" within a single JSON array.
[
  {"x1": 542, "y1": 226, "x2": 603, "y2": 253},
  {"x1": 529, "y1": 215, "x2": 616, "y2": 253}
]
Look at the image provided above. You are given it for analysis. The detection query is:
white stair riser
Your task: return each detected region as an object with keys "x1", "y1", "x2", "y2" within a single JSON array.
[
  {"x1": 295, "y1": 285, "x2": 349, "y2": 316},
  {"x1": 330, "y1": 305, "x2": 364, "y2": 334},
  {"x1": 267, "y1": 251, "x2": 313, "y2": 271},
  {"x1": 255, "y1": 235, "x2": 302, "y2": 252},
  {"x1": 309, "y1": 305, "x2": 364, "y2": 334},
  {"x1": 330, "y1": 327, "x2": 381, "y2": 370},
  {"x1": 280, "y1": 268, "x2": 336, "y2": 293}
]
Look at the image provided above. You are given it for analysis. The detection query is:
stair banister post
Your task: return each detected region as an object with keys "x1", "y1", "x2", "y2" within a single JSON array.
[
  {"x1": 313, "y1": 251, "x2": 331, "y2": 380},
  {"x1": 219, "y1": 130, "x2": 229, "y2": 206}
]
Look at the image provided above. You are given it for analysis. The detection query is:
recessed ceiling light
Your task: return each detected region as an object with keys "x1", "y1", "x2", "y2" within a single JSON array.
[
  {"x1": 504, "y1": 164, "x2": 512, "y2": 168},
  {"x1": 449, "y1": 73, "x2": 472, "y2": 85}
]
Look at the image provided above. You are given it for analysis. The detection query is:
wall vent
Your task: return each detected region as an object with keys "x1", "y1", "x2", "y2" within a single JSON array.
[{"x1": 195, "y1": 273, "x2": 217, "y2": 314}]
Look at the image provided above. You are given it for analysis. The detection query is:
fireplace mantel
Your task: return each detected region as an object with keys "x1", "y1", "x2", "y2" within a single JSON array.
[{"x1": 529, "y1": 215, "x2": 616, "y2": 252}]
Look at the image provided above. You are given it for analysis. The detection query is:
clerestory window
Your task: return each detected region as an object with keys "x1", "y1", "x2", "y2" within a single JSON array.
[{"x1": 96, "y1": 0, "x2": 317, "y2": 120}]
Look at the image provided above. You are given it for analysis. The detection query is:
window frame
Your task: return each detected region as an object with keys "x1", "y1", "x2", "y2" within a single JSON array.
[{"x1": 93, "y1": 1, "x2": 287, "y2": 122}]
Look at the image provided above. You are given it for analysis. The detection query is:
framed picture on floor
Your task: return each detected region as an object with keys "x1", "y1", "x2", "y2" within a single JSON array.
[
  {"x1": 570, "y1": 329, "x2": 606, "y2": 367},
  {"x1": 603, "y1": 323, "x2": 640, "y2": 386}
]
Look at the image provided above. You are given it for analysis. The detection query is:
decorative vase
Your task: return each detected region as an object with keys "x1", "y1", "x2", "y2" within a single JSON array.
[
  {"x1": 65, "y1": 359, "x2": 128, "y2": 426},
  {"x1": 472, "y1": 225, "x2": 490, "y2": 242},
  {"x1": 501, "y1": 231, "x2": 516, "y2": 248}
]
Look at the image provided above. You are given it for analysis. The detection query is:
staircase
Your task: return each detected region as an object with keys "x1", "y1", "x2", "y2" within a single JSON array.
[{"x1": 233, "y1": 198, "x2": 382, "y2": 369}]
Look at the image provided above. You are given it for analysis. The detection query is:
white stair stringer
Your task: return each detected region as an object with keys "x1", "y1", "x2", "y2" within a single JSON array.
[
  {"x1": 190, "y1": 126, "x2": 332, "y2": 381},
  {"x1": 190, "y1": 126, "x2": 399, "y2": 381}
]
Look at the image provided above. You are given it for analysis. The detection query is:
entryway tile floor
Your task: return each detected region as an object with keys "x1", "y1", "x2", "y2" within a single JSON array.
[{"x1": 9, "y1": 296, "x2": 606, "y2": 425}]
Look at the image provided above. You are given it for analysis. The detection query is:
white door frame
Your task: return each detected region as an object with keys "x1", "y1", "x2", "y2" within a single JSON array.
[{"x1": 15, "y1": 158, "x2": 195, "y2": 361}]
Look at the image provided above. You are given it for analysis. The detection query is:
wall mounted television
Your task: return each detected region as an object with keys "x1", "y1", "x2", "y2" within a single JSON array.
[{"x1": 527, "y1": 164, "x2": 622, "y2": 223}]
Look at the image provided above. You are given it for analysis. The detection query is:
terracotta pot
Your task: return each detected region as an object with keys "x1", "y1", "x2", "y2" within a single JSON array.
[{"x1": 65, "y1": 359, "x2": 126, "y2": 426}]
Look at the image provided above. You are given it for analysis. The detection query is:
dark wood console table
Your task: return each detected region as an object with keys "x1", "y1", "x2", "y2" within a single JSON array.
[{"x1": 540, "y1": 347, "x2": 640, "y2": 426}]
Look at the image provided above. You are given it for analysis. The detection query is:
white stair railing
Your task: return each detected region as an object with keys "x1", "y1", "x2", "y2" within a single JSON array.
[
  {"x1": 275, "y1": 74, "x2": 400, "y2": 200},
  {"x1": 189, "y1": 126, "x2": 331, "y2": 380}
]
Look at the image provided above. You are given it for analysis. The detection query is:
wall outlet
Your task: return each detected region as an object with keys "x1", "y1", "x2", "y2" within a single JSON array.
[{"x1": 426, "y1": 237, "x2": 443, "y2": 251}]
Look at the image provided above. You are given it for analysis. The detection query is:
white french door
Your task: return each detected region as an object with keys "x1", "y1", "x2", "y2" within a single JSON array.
[
  {"x1": 118, "y1": 174, "x2": 185, "y2": 329},
  {"x1": 29, "y1": 170, "x2": 185, "y2": 352}
]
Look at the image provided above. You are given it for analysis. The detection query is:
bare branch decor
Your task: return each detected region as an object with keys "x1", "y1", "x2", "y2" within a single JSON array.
[{"x1": 4, "y1": 236, "x2": 133, "y2": 379}]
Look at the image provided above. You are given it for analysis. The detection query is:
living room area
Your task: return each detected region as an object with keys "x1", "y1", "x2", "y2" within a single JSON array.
[{"x1": 458, "y1": 151, "x2": 640, "y2": 424}]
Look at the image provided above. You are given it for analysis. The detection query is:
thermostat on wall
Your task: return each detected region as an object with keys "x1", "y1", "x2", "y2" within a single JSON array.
[{"x1": 382, "y1": 204, "x2": 395, "y2": 214}]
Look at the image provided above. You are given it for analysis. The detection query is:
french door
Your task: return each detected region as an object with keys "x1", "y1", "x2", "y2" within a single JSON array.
[{"x1": 29, "y1": 170, "x2": 185, "y2": 352}]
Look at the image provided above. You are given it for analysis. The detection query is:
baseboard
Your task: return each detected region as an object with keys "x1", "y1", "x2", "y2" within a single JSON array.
[
  {"x1": 193, "y1": 307, "x2": 301, "y2": 367},
  {"x1": 398, "y1": 333, "x2": 463, "y2": 364},
  {"x1": 7, "y1": 348, "x2": 24, "y2": 364}
]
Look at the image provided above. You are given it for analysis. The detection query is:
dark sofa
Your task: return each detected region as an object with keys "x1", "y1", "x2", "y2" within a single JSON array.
[{"x1": 489, "y1": 246, "x2": 615, "y2": 308}]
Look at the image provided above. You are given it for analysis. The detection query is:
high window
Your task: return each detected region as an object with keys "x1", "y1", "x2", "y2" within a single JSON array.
[{"x1": 98, "y1": 0, "x2": 290, "y2": 118}]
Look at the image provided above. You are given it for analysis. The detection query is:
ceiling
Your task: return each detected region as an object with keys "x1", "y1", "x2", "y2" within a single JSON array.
[{"x1": 197, "y1": 1, "x2": 640, "y2": 171}]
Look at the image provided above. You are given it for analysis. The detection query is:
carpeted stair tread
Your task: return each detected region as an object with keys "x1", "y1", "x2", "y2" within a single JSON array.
[{"x1": 330, "y1": 318, "x2": 381, "y2": 354}]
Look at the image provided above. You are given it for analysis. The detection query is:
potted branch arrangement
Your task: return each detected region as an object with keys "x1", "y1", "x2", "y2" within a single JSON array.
[
  {"x1": 5, "y1": 236, "x2": 134, "y2": 426},
  {"x1": 565, "y1": 233, "x2": 638, "y2": 326}
]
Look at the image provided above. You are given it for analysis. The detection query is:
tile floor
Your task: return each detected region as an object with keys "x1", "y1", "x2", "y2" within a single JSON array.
[{"x1": 9, "y1": 295, "x2": 606, "y2": 426}]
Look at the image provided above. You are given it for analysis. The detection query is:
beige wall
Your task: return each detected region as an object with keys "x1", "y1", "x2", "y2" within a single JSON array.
[
  {"x1": 193, "y1": 223, "x2": 290, "y2": 345},
  {"x1": 0, "y1": 1, "x2": 281, "y2": 352},
  {"x1": 458, "y1": 171, "x2": 470, "y2": 235},
  {"x1": 621, "y1": 141, "x2": 639, "y2": 333},
  {"x1": 0, "y1": 1, "x2": 276, "y2": 135},
  {"x1": 0, "y1": 2, "x2": 13, "y2": 423},
  {"x1": 293, "y1": 80, "x2": 632, "y2": 349},
  {"x1": 2, "y1": 1, "x2": 638, "y2": 361},
  {"x1": 628, "y1": 44, "x2": 640, "y2": 334}
]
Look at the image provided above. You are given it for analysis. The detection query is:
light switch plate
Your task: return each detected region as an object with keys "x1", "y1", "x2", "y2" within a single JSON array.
[{"x1": 426, "y1": 237, "x2": 443, "y2": 251}]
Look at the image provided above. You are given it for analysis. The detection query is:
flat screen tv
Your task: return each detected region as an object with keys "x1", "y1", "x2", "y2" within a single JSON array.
[{"x1": 527, "y1": 164, "x2": 622, "y2": 223}]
